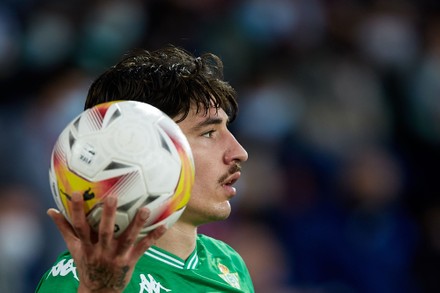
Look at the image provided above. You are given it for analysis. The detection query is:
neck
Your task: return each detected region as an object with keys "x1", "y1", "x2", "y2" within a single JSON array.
[{"x1": 154, "y1": 221, "x2": 198, "y2": 260}]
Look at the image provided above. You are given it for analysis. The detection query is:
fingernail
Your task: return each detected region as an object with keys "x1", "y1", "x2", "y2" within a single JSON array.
[
  {"x1": 71, "y1": 192, "x2": 81, "y2": 202},
  {"x1": 139, "y1": 208, "x2": 149, "y2": 221},
  {"x1": 47, "y1": 208, "x2": 60, "y2": 215},
  {"x1": 106, "y1": 195, "x2": 116, "y2": 207}
]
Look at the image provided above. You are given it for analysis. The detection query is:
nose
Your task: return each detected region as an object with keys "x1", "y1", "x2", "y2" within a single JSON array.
[{"x1": 225, "y1": 133, "x2": 248, "y2": 164}]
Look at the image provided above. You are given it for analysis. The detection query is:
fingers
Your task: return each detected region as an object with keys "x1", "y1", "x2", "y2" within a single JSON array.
[
  {"x1": 69, "y1": 192, "x2": 91, "y2": 244},
  {"x1": 51, "y1": 191, "x2": 166, "y2": 260},
  {"x1": 47, "y1": 208, "x2": 77, "y2": 242},
  {"x1": 131, "y1": 225, "x2": 167, "y2": 258},
  {"x1": 98, "y1": 194, "x2": 118, "y2": 249},
  {"x1": 115, "y1": 207, "x2": 150, "y2": 255}
]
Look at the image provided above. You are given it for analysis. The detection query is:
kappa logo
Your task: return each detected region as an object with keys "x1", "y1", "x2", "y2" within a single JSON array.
[
  {"x1": 139, "y1": 273, "x2": 171, "y2": 293},
  {"x1": 47, "y1": 258, "x2": 78, "y2": 281}
]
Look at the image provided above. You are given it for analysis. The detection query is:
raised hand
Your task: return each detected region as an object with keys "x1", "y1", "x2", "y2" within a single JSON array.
[{"x1": 47, "y1": 192, "x2": 167, "y2": 293}]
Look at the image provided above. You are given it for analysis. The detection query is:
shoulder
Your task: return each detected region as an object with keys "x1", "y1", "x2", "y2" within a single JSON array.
[
  {"x1": 197, "y1": 234, "x2": 255, "y2": 292},
  {"x1": 197, "y1": 233, "x2": 247, "y2": 265},
  {"x1": 35, "y1": 251, "x2": 79, "y2": 292},
  {"x1": 197, "y1": 233, "x2": 236, "y2": 252}
]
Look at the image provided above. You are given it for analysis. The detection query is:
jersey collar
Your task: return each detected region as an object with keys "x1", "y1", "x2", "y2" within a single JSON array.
[{"x1": 144, "y1": 246, "x2": 199, "y2": 270}]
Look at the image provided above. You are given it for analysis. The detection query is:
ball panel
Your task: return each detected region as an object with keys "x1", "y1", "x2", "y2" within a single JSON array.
[
  {"x1": 143, "y1": 149, "x2": 181, "y2": 194},
  {"x1": 110, "y1": 122, "x2": 159, "y2": 157}
]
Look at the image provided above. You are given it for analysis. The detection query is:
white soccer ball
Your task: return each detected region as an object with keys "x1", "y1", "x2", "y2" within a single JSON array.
[{"x1": 49, "y1": 101, "x2": 195, "y2": 238}]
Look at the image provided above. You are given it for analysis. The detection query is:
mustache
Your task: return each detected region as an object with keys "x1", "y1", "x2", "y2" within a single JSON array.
[{"x1": 218, "y1": 163, "x2": 242, "y2": 184}]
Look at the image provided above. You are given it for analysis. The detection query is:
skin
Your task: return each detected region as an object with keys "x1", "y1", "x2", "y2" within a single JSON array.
[{"x1": 47, "y1": 105, "x2": 248, "y2": 293}]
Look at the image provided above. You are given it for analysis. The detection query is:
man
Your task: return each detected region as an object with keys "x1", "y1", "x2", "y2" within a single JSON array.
[{"x1": 36, "y1": 46, "x2": 253, "y2": 292}]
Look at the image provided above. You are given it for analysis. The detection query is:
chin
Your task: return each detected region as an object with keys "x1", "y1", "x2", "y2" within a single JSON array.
[
  {"x1": 181, "y1": 204, "x2": 231, "y2": 226},
  {"x1": 203, "y1": 207, "x2": 231, "y2": 223},
  {"x1": 205, "y1": 209, "x2": 233, "y2": 225},
  {"x1": 216, "y1": 202, "x2": 232, "y2": 217}
]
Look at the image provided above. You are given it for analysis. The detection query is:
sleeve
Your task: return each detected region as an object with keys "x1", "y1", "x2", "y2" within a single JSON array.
[{"x1": 35, "y1": 252, "x2": 79, "y2": 293}]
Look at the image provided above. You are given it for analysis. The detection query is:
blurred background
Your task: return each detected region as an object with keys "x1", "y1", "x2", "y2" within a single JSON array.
[{"x1": 0, "y1": 0, "x2": 439, "y2": 292}]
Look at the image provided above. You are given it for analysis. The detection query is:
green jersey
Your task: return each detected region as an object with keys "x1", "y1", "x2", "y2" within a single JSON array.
[{"x1": 36, "y1": 234, "x2": 254, "y2": 293}]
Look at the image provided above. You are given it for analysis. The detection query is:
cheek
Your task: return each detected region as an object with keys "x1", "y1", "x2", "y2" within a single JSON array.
[
  {"x1": 191, "y1": 149, "x2": 217, "y2": 189},
  {"x1": 189, "y1": 141, "x2": 224, "y2": 189},
  {"x1": 192, "y1": 146, "x2": 213, "y2": 174},
  {"x1": 193, "y1": 157, "x2": 210, "y2": 185}
]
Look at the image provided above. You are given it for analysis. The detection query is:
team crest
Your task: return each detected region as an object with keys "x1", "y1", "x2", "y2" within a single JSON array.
[{"x1": 217, "y1": 263, "x2": 241, "y2": 289}]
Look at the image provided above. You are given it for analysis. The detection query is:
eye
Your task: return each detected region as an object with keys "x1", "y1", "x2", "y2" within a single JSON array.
[{"x1": 202, "y1": 130, "x2": 215, "y2": 138}]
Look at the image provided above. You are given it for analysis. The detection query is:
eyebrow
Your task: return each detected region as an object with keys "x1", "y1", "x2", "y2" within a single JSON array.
[{"x1": 191, "y1": 116, "x2": 225, "y2": 132}]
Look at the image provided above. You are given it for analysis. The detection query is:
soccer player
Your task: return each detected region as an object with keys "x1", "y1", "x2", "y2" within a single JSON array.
[{"x1": 36, "y1": 46, "x2": 254, "y2": 293}]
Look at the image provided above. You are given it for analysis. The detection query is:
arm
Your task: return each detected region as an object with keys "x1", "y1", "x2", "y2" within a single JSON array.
[{"x1": 47, "y1": 192, "x2": 166, "y2": 293}]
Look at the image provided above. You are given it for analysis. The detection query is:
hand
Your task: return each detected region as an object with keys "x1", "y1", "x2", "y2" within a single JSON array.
[{"x1": 47, "y1": 192, "x2": 167, "y2": 293}]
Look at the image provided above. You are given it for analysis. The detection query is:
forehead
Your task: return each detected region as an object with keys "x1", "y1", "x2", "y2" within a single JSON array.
[{"x1": 175, "y1": 105, "x2": 228, "y2": 130}]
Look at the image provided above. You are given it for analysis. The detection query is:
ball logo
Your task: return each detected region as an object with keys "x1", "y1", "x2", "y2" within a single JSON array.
[
  {"x1": 78, "y1": 144, "x2": 96, "y2": 165},
  {"x1": 83, "y1": 188, "x2": 95, "y2": 200}
]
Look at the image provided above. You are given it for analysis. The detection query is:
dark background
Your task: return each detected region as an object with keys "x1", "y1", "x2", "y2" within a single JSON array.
[{"x1": 0, "y1": 0, "x2": 439, "y2": 292}]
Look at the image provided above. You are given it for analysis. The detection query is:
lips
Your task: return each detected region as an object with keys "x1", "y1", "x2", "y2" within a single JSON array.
[
  {"x1": 220, "y1": 171, "x2": 241, "y2": 198},
  {"x1": 222, "y1": 172, "x2": 241, "y2": 186}
]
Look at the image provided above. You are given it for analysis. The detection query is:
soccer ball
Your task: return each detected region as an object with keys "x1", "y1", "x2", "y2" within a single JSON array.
[{"x1": 49, "y1": 100, "x2": 195, "y2": 238}]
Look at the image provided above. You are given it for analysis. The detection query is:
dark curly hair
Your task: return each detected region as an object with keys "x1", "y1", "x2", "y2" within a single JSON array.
[{"x1": 84, "y1": 46, "x2": 238, "y2": 122}]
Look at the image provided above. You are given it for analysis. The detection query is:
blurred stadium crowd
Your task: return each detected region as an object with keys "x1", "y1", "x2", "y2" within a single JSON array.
[{"x1": 0, "y1": 0, "x2": 440, "y2": 292}]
